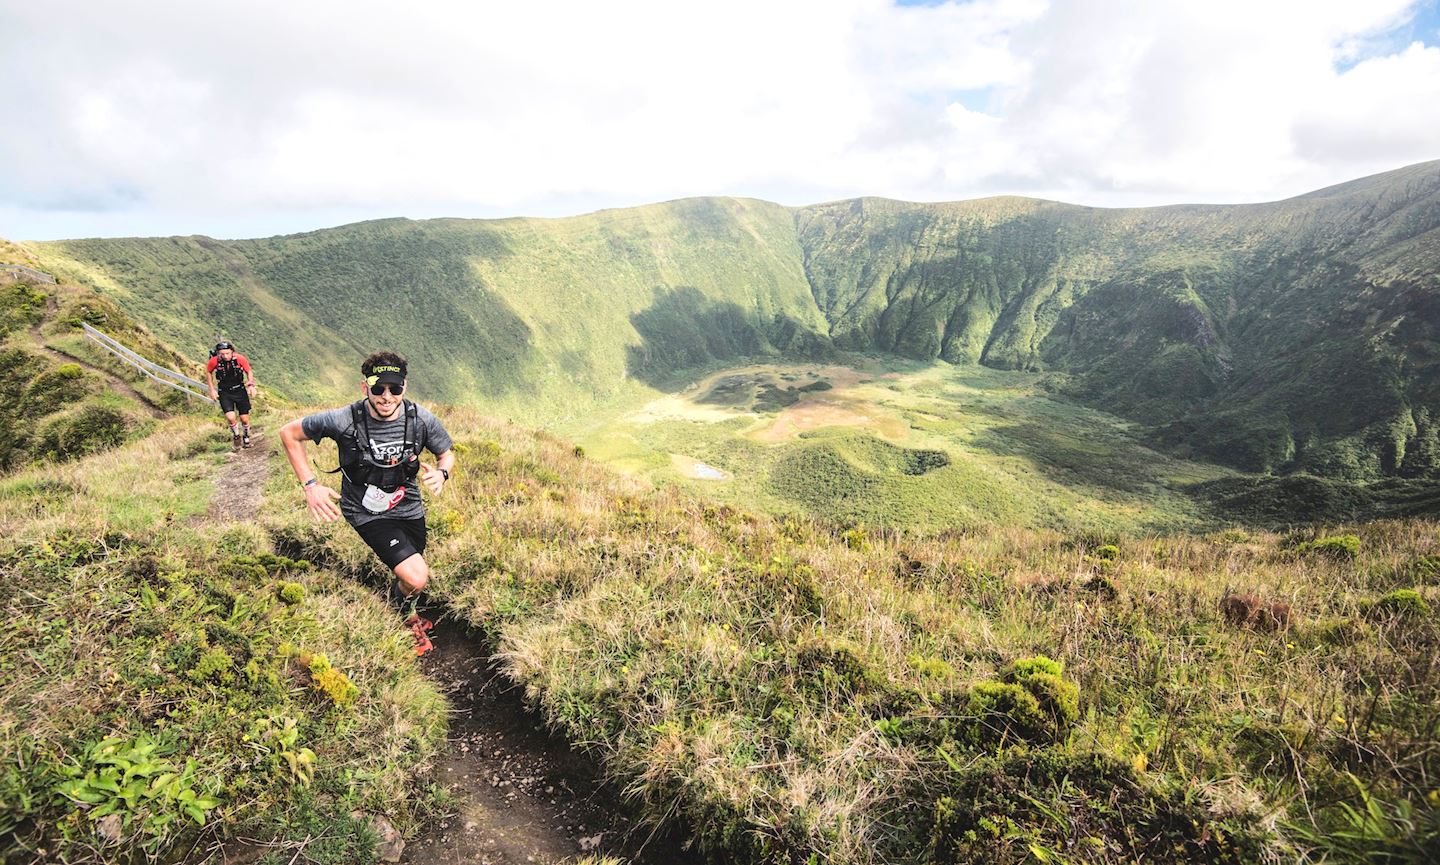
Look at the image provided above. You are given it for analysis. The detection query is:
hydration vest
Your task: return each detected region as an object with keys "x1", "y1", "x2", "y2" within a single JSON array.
[
  {"x1": 214, "y1": 357, "x2": 246, "y2": 390},
  {"x1": 337, "y1": 399, "x2": 425, "y2": 492}
]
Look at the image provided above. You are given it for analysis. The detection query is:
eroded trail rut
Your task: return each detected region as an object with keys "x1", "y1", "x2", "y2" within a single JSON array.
[
  {"x1": 205, "y1": 435, "x2": 697, "y2": 864},
  {"x1": 406, "y1": 616, "x2": 698, "y2": 865}
]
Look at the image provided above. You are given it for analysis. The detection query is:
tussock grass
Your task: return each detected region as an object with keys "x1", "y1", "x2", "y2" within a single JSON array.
[
  {"x1": 260, "y1": 405, "x2": 1440, "y2": 864},
  {"x1": 0, "y1": 418, "x2": 448, "y2": 863},
  {"x1": 4, "y1": 386, "x2": 1437, "y2": 863}
]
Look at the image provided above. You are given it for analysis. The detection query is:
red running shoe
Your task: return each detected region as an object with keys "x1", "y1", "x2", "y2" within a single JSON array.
[{"x1": 404, "y1": 614, "x2": 434, "y2": 656}]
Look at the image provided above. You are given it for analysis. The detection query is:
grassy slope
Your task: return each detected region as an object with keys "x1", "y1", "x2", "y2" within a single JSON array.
[
  {"x1": 0, "y1": 282, "x2": 449, "y2": 864},
  {"x1": 800, "y1": 161, "x2": 1440, "y2": 478},
  {"x1": 0, "y1": 271, "x2": 203, "y2": 474},
  {"x1": 0, "y1": 422, "x2": 449, "y2": 864},
  {"x1": 263, "y1": 406, "x2": 1440, "y2": 864},
  {"x1": 27, "y1": 162, "x2": 1440, "y2": 486},
  {"x1": 31, "y1": 198, "x2": 830, "y2": 423},
  {"x1": 0, "y1": 307, "x2": 1435, "y2": 862}
]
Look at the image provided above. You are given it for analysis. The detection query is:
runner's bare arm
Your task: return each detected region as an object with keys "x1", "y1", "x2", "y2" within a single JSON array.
[{"x1": 279, "y1": 419, "x2": 341, "y2": 522}]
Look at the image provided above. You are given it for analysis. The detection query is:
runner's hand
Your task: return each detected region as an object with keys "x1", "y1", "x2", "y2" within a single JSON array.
[
  {"x1": 304, "y1": 483, "x2": 342, "y2": 522},
  {"x1": 209, "y1": 389, "x2": 219, "y2": 400},
  {"x1": 420, "y1": 463, "x2": 445, "y2": 495},
  {"x1": 246, "y1": 383, "x2": 257, "y2": 395}
]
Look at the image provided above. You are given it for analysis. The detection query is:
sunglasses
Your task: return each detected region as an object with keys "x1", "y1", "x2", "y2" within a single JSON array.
[{"x1": 369, "y1": 383, "x2": 405, "y2": 396}]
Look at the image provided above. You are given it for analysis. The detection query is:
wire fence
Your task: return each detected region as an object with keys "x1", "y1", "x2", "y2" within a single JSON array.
[
  {"x1": 80, "y1": 323, "x2": 217, "y2": 405},
  {"x1": 0, "y1": 264, "x2": 57, "y2": 284}
]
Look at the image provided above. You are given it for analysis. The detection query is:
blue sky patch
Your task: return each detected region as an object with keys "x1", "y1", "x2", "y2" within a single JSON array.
[
  {"x1": 947, "y1": 88, "x2": 995, "y2": 114},
  {"x1": 1335, "y1": 1, "x2": 1439, "y2": 73}
]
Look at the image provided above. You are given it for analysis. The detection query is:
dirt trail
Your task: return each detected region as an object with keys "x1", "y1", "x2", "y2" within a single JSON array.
[
  {"x1": 202, "y1": 443, "x2": 699, "y2": 862},
  {"x1": 405, "y1": 615, "x2": 699, "y2": 865},
  {"x1": 203, "y1": 431, "x2": 271, "y2": 523},
  {"x1": 27, "y1": 317, "x2": 167, "y2": 419}
]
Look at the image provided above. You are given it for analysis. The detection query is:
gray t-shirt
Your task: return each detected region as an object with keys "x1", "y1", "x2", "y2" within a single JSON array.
[{"x1": 301, "y1": 400, "x2": 454, "y2": 526}]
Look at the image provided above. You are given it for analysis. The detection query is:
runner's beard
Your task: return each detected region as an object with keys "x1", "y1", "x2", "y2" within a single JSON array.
[{"x1": 369, "y1": 397, "x2": 402, "y2": 420}]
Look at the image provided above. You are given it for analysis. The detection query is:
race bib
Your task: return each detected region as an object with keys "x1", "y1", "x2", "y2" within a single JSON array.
[{"x1": 362, "y1": 483, "x2": 406, "y2": 513}]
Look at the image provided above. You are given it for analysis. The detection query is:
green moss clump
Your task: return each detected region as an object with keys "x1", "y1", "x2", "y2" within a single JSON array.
[
  {"x1": 1001, "y1": 656, "x2": 1079, "y2": 731},
  {"x1": 276, "y1": 582, "x2": 305, "y2": 605},
  {"x1": 908, "y1": 654, "x2": 955, "y2": 680},
  {"x1": 1311, "y1": 617, "x2": 1371, "y2": 647},
  {"x1": 1018, "y1": 672, "x2": 1080, "y2": 728},
  {"x1": 1094, "y1": 544, "x2": 1120, "y2": 561},
  {"x1": 1368, "y1": 588, "x2": 1432, "y2": 619},
  {"x1": 796, "y1": 638, "x2": 878, "y2": 695},
  {"x1": 307, "y1": 653, "x2": 358, "y2": 707},
  {"x1": 189, "y1": 647, "x2": 235, "y2": 684},
  {"x1": 1299, "y1": 535, "x2": 1361, "y2": 560},
  {"x1": 1003, "y1": 656, "x2": 1064, "y2": 680},
  {"x1": 964, "y1": 681, "x2": 1047, "y2": 743}
]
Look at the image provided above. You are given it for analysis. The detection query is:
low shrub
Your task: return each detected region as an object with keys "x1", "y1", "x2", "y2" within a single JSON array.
[
  {"x1": 35, "y1": 405, "x2": 128, "y2": 462},
  {"x1": 920, "y1": 751, "x2": 1264, "y2": 865},
  {"x1": 1298, "y1": 534, "x2": 1361, "y2": 560},
  {"x1": 23, "y1": 363, "x2": 89, "y2": 418},
  {"x1": 1366, "y1": 588, "x2": 1432, "y2": 619}
]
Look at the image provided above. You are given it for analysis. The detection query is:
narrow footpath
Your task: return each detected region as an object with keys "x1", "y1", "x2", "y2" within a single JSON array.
[
  {"x1": 201, "y1": 426, "x2": 698, "y2": 864},
  {"x1": 202, "y1": 430, "x2": 270, "y2": 522},
  {"x1": 406, "y1": 615, "x2": 699, "y2": 865},
  {"x1": 28, "y1": 314, "x2": 167, "y2": 419}
]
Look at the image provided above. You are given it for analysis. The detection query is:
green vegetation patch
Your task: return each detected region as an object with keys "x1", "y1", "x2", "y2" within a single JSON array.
[
  {"x1": 0, "y1": 531, "x2": 446, "y2": 861},
  {"x1": 920, "y1": 751, "x2": 1263, "y2": 864},
  {"x1": 331, "y1": 412, "x2": 1434, "y2": 863}
]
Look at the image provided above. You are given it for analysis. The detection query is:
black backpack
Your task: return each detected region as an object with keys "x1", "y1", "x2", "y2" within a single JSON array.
[
  {"x1": 214, "y1": 356, "x2": 246, "y2": 389},
  {"x1": 334, "y1": 399, "x2": 426, "y2": 491}
]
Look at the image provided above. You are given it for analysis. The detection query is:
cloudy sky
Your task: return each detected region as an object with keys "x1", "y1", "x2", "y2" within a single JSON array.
[{"x1": 2, "y1": 0, "x2": 1438, "y2": 240}]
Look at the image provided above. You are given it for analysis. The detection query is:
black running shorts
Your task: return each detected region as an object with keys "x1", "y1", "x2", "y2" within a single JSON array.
[
  {"x1": 217, "y1": 390, "x2": 252, "y2": 415},
  {"x1": 352, "y1": 517, "x2": 428, "y2": 570}
]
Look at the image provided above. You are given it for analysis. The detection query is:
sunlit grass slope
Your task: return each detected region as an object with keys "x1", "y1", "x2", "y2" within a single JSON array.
[
  {"x1": 32, "y1": 198, "x2": 830, "y2": 423},
  {"x1": 29, "y1": 161, "x2": 1440, "y2": 485},
  {"x1": 0, "y1": 271, "x2": 217, "y2": 475},
  {"x1": 799, "y1": 162, "x2": 1440, "y2": 479},
  {"x1": 270, "y1": 407, "x2": 1440, "y2": 864},
  {"x1": 569, "y1": 360, "x2": 1233, "y2": 534},
  {"x1": 0, "y1": 415, "x2": 449, "y2": 864}
]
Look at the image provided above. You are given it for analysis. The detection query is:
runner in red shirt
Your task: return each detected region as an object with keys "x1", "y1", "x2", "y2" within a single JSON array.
[{"x1": 207, "y1": 341, "x2": 258, "y2": 448}]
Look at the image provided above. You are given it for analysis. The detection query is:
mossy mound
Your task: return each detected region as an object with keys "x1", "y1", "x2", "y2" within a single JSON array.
[{"x1": 918, "y1": 751, "x2": 1264, "y2": 865}]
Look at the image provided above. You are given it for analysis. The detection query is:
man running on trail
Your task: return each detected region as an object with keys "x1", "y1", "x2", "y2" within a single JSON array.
[
  {"x1": 207, "y1": 341, "x2": 258, "y2": 448},
  {"x1": 278, "y1": 351, "x2": 455, "y2": 654}
]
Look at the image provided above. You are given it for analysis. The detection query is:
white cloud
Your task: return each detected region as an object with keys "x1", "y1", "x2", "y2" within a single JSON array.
[{"x1": 0, "y1": 0, "x2": 1437, "y2": 238}]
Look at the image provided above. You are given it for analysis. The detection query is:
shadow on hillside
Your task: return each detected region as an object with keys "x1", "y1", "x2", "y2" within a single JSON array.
[
  {"x1": 240, "y1": 225, "x2": 542, "y2": 401},
  {"x1": 968, "y1": 419, "x2": 1169, "y2": 496},
  {"x1": 1191, "y1": 474, "x2": 1440, "y2": 528},
  {"x1": 624, "y1": 286, "x2": 832, "y2": 388}
]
